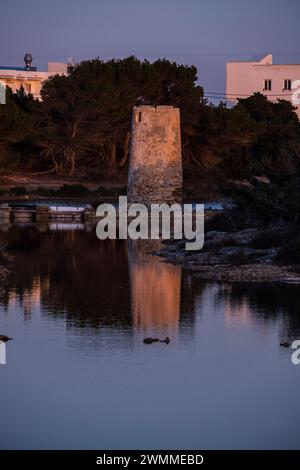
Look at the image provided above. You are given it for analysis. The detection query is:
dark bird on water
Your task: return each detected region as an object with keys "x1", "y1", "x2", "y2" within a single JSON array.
[
  {"x1": 143, "y1": 338, "x2": 159, "y2": 344},
  {"x1": 0, "y1": 335, "x2": 13, "y2": 342},
  {"x1": 280, "y1": 341, "x2": 290, "y2": 348},
  {"x1": 160, "y1": 337, "x2": 170, "y2": 344},
  {"x1": 143, "y1": 337, "x2": 170, "y2": 345}
]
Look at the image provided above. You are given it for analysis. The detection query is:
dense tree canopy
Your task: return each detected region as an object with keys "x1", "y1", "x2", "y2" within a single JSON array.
[
  {"x1": 1, "y1": 57, "x2": 300, "y2": 181},
  {"x1": 37, "y1": 57, "x2": 203, "y2": 175},
  {"x1": 0, "y1": 87, "x2": 38, "y2": 173}
]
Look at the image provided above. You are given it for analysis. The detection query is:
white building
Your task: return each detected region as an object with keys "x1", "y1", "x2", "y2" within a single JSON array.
[
  {"x1": 226, "y1": 54, "x2": 300, "y2": 118},
  {"x1": 0, "y1": 54, "x2": 67, "y2": 100}
]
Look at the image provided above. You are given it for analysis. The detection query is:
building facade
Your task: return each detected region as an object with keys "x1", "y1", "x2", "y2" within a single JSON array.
[
  {"x1": 226, "y1": 54, "x2": 300, "y2": 118},
  {"x1": 0, "y1": 55, "x2": 67, "y2": 100}
]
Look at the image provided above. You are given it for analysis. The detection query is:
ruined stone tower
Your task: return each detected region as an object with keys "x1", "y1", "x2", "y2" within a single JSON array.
[{"x1": 128, "y1": 106, "x2": 182, "y2": 204}]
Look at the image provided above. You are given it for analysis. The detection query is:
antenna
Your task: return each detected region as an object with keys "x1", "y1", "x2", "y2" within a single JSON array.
[{"x1": 67, "y1": 57, "x2": 76, "y2": 67}]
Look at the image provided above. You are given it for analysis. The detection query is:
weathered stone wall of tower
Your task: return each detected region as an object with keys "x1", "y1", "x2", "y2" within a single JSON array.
[{"x1": 128, "y1": 106, "x2": 182, "y2": 204}]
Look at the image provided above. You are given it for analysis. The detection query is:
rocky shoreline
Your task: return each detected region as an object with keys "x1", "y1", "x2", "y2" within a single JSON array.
[{"x1": 154, "y1": 226, "x2": 300, "y2": 283}]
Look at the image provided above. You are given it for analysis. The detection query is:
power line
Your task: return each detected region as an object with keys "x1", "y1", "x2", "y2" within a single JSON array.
[{"x1": 205, "y1": 91, "x2": 297, "y2": 97}]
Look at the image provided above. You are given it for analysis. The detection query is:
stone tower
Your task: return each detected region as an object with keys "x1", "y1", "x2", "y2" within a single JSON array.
[{"x1": 128, "y1": 106, "x2": 182, "y2": 205}]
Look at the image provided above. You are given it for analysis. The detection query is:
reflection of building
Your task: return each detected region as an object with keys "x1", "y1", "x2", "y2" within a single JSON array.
[
  {"x1": 224, "y1": 298, "x2": 257, "y2": 328},
  {"x1": 226, "y1": 54, "x2": 300, "y2": 118},
  {"x1": 0, "y1": 341, "x2": 6, "y2": 365},
  {"x1": 8, "y1": 275, "x2": 43, "y2": 319},
  {"x1": 0, "y1": 54, "x2": 67, "y2": 100},
  {"x1": 128, "y1": 240, "x2": 182, "y2": 331}
]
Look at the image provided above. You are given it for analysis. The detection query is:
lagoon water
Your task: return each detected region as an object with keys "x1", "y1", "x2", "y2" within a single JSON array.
[{"x1": 0, "y1": 226, "x2": 300, "y2": 449}]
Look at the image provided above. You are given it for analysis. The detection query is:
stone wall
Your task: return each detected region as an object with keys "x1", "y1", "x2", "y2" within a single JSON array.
[{"x1": 128, "y1": 105, "x2": 182, "y2": 205}]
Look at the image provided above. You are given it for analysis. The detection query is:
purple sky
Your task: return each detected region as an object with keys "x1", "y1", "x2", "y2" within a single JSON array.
[{"x1": 1, "y1": 0, "x2": 300, "y2": 98}]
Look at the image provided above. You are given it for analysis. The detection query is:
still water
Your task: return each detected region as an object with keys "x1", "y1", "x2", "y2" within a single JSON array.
[{"x1": 0, "y1": 226, "x2": 300, "y2": 449}]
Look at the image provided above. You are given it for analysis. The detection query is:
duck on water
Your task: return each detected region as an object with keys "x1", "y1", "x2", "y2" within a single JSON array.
[
  {"x1": 143, "y1": 337, "x2": 170, "y2": 345},
  {"x1": 0, "y1": 335, "x2": 13, "y2": 342}
]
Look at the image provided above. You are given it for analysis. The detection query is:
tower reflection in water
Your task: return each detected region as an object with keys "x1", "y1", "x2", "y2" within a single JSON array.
[
  {"x1": 1, "y1": 225, "x2": 300, "y2": 342},
  {"x1": 0, "y1": 226, "x2": 183, "y2": 335},
  {"x1": 128, "y1": 239, "x2": 182, "y2": 334}
]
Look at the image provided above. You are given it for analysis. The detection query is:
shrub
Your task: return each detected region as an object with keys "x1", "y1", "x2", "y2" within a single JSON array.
[
  {"x1": 252, "y1": 226, "x2": 290, "y2": 249},
  {"x1": 57, "y1": 184, "x2": 89, "y2": 197},
  {"x1": 10, "y1": 186, "x2": 27, "y2": 196},
  {"x1": 227, "y1": 249, "x2": 253, "y2": 266},
  {"x1": 276, "y1": 229, "x2": 300, "y2": 264}
]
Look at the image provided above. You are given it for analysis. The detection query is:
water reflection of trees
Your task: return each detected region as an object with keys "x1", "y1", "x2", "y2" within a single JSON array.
[
  {"x1": 0, "y1": 229, "x2": 192, "y2": 333},
  {"x1": 217, "y1": 283, "x2": 300, "y2": 339},
  {"x1": 2, "y1": 228, "x2": 299, "y2": 339},
  {"x1": 0, "y1": 230, "x2": 200, "y2": 334},
  {"x1": 0, "y1": 228, "x2": 132, "y2": 329}
]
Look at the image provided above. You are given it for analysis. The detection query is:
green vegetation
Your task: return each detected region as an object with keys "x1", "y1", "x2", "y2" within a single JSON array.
[
  {"x1": 1, "y1": 59, "x2": 300, "y2": 272},
  {"x1": 1, "y1": 56, "x2": 300, "y2": 184},
  {"x1": 0, "y1": 57, "x2": 203, "y2": 177},
  {"x1": 205, "y1": 175, "x2": 300, "y2": 266}
]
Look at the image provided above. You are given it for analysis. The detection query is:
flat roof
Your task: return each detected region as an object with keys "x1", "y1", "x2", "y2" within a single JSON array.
[
  {"x1": 253, "y1": 64, "x2": 300, "y2": 67},
  {"x1": 0, "y1": 66, "x2": 25, "y2": 71},
  {"x1": 227, "y1": 61, "x2": 300, "y2": 67}
]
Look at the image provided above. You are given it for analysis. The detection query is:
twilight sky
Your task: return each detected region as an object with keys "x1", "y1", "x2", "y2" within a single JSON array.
[{"x1": 1, "y1": 0, "x2": 300, "y2": 98}]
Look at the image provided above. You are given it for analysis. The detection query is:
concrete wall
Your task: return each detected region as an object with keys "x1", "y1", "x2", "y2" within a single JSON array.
[
  {"x1": 0, "y1": 70, "x2": 49, "y2": 99},
  {"x1": 226, "y1": 61, "x2": 255, "y2": 99},
  {"x1": 48, "y1": 62, "x2": 68, "y2": 75},
  {"x1": 0, "y1": 62, "x2": 67, "y2": 100},
  {"x1": 128, "y1": 105, "x2": 182, "y2": 204},
  {"x1": 226, "y1": 54, "x2": 300, "y2": 118}
]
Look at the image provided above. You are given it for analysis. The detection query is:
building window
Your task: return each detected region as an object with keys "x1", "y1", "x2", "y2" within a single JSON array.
[
  {"x1": 135, "y1": 112, "x2": 142, "y2": 124},
  {"x1": 283, "y1": 79, "x2": 291, "y2": 91},
  {"x1": 264, "y1": 79, "x2": 272, "y2": 91}
]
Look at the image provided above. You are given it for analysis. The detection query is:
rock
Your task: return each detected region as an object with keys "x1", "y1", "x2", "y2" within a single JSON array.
[
  {"x1": 253, "y1": 175, "x2": 270, "y2": 184},
  {"x1": 152, "y1": 221, "x2": 300, "y2": 283},
  {"x1": 204, "y1": 228, "x2": 261, "y2": 249},
  {"x1": 230, "y1": 179, "x2": 254, "y2": 189},
  {"x1": 229, "y1": 229, "x2": 261, "y2": 246},
  {"x1": 205, "y1": 231, "x2": 228, "y2": 242}
]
